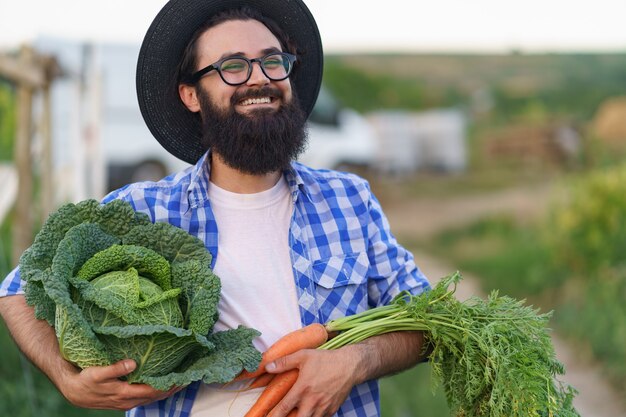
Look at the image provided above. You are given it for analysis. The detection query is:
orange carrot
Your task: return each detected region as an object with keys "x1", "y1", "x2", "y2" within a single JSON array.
[
  {"x1": 235, "y1": 323, "x2": 328, "y2": 381},
  {"x1": 248, "y1": 373, "x2": 275, "y2": 389},
  {"x1": 244, "y1": 369, "x2": 299, "y2": 417},
  {"x1": 285, "y1": 409, "x2": 298, "y2": 417}
]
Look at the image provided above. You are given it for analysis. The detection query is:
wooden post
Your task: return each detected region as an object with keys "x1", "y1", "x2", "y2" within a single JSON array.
[
  {"x1": 1, "y1": 46, "x2": 60, "y2": 265},
  {"x1": 12, "y1": 46, "x2": 35, "y2": 266},
  {"x1": 40, "y1": 77, "x2": 53, "y2": 221}
]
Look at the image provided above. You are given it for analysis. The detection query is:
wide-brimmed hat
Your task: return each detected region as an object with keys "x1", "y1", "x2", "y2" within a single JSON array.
[{"x1": 136, "y1": 0, "x2": 323, "y2": 164}]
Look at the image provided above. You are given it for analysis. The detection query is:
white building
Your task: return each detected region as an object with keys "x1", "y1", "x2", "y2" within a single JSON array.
[{"x1": 368, "y1": 108, "x2": 467, "y2": 175}]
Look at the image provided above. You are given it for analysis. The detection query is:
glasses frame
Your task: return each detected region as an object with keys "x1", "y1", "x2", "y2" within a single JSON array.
[{"x1": 185, "y1": 52, "x2": 297, "y2": 86}]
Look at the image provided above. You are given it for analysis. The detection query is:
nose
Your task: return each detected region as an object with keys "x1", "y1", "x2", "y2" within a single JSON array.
[{"x1": 246, "y1": 61, "x2": 270, "y2": 87}]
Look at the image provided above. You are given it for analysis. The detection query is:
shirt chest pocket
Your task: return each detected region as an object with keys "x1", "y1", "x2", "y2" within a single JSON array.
[{"x1": 311, "y1": 252, "x2": 370, "y2": 323}]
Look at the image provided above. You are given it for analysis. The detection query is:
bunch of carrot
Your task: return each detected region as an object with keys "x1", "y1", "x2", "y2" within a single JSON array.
[
  {"x1": 236, "y1": 323, "x2": 329, "y2": 417},
  {"x1": 238, "y1": 272, "x2": 579, "y2": 417}
]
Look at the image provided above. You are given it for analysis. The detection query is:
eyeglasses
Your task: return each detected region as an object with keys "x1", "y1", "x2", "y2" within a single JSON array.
[{"x1": 184, "y1": 52, "x2": 297, "y2": 86}]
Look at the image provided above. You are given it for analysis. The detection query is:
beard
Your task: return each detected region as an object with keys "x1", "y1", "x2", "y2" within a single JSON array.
[{"x1": 197, "y1": 84, "x2": 308, "y2": 175}]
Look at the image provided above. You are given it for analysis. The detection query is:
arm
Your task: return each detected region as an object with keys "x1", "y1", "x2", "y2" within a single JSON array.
[
  {"x1": 265, "y1": 330, "x2": 426, "y2": 417},
  {"x1": 0, "y1": 294, "x2": 178, "y2": 411}
]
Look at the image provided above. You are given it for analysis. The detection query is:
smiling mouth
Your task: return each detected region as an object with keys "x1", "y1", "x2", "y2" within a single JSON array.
[{"x1": 239, "y1": 96, "x2": 273, "y2": 106}]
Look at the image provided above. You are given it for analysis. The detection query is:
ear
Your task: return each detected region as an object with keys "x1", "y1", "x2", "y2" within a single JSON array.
[{"x1": 178, "y1": 84, "x2": 201, "y2": 113}]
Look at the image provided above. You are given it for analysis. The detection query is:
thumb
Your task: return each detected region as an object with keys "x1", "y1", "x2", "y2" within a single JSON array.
[
  {"x1": 265, "y1": 352, "x2": 300, "y2": 374},
  {"x1": 90, "y1": 359, "x2": 137, "y2": 381}
]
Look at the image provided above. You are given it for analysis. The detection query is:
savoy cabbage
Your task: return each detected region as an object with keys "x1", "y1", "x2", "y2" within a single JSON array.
[{"x1": 19, "y1": 199, "x2": 261, "y2": 390}]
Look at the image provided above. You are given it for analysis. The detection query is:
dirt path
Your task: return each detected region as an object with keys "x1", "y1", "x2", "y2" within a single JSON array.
[
  {"x1": 382, "y1": 182, "x2": 561, "y2": 239},
  {"x1": 382, "y1": 184, "x2": 626, "y2": 417}
]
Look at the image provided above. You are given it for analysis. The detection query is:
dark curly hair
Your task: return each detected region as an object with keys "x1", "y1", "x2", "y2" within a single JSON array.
[{"x1": 177, "y1": 6, "x2": 298, "y2": 86}]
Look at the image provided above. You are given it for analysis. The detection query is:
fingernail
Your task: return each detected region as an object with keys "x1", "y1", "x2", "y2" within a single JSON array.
[
  {"x1": 124, "y1": 360, "x2": 136, "y2": 372},
  {"x1": 265, "y1": 362, "x2": 276, "y2": 371}
]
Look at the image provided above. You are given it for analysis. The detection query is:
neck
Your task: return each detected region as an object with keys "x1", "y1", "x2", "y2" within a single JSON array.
[{"x1": 209, "y1": 152, "x2": 282, "y2": 193}]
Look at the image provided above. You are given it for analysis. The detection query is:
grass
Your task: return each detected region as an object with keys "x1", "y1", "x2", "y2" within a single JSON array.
[
  {"x1": 380, "y1": 363, "x2": 450, "y2": 417},
  {"x1": 424, "y1": 215, "x2": 566, "y2": 297}
]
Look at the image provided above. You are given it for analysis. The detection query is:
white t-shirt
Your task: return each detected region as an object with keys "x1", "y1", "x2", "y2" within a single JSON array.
[{"x1": 191, "y1": 177, "x2": 302, "y2": 416}]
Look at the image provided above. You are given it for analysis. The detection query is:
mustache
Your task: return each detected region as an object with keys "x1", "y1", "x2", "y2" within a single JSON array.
[{"x1": 230, "y1": 86, "x2": 284, "y2": 105}]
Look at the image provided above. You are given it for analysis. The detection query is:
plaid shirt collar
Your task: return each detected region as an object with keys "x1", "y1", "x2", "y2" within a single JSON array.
[{"x1": 186, "y1": 150, "x2": 307, "y2": 210}]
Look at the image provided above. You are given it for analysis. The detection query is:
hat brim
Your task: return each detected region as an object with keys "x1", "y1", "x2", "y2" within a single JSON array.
[{"x1": 136, "y1": 0, "x2": 323, "y2": 165}]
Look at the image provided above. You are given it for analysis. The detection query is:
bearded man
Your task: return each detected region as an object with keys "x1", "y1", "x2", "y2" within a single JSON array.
[{"x1": 0, "y1": 1, "x2": 430, "y2": 416}]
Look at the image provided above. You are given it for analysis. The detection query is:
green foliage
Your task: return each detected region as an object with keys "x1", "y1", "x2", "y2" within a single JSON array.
[
  {"x1": 431, "y1": 216, "x2": 564, "y2": 296},
  {"x1": 0, "y1": 81, "x2": 15, "y2": 161},
  {"x1": 543, "y1": 165, "x2": 626, "y2": 390},
  {"x1": 0, "y1": 211, "x2": 12, "y2": 280},
  {"x1": 322, "y1": 53, "x2": 626, "y2": 128},
  {"x1": 323, "y1": 59, "x2": 426, "y2": 112},
  {"x1": 555, "y1": 268, "x2": 626, "y2": 389},
  {"x1": 323, "y1": 273, "x2": 579, "y2": 417},
  {"x1": 380, "y1": 363, "x2": 450, "y2": 417},
  {"x1": 18, "y1": 199, "x2": 261, "y2": 391},
  {"x1": 547, "y1": 165, "x2": 626, "y2": 275}
]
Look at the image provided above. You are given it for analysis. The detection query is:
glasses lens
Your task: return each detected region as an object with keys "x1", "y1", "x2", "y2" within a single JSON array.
[
  {"x1": 219, "y1": 58, "x2": 250, "y2": 85},
  {"x1": 262, "y1": 54, "x2": 292, "y2": 80}
]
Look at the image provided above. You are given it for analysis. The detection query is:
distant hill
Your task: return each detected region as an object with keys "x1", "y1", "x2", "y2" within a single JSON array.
[{"x1": 323, "y1": 53, "x2": 626, "y2": 121}]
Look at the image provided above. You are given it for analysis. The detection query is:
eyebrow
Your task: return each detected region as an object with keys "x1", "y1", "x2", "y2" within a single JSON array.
[{"x1": 217, "y1": 47, "x2": 283, "y2": 61}]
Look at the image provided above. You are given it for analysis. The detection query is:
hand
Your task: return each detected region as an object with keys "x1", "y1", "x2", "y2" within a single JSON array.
[
  {"x1": 264, "y1": 347, "x2": 363, "y2": 417},
  {"x1": 60, "y1": 359, "x2": 181, "y2": 411}
]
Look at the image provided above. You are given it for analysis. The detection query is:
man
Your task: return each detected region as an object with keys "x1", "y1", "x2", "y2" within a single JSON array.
[{"x1": 0, "y1": 1, "x2": 430, "y2": 416}]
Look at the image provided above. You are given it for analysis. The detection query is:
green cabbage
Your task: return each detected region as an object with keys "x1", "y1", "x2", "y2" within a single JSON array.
[{"x1": 19, "y1": 199, "x2": 261, "y2": 390}]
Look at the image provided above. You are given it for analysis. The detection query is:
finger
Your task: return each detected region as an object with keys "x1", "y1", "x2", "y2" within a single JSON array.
[
  {"x1": 267, "y1": 396, "x2": 298, "y2": 417},
  {"x1": 285, "y1": 408, "x2": 299, "y2": 417},
  {"x1": 84, "y1": 359, "x2": 137, "y2": 382},
  {"x1": 266, "y1": 351, "x2": 304, "y2": 374},
  {"x1": 133, "y1": 386, "x2": 179, "y2": 406}
]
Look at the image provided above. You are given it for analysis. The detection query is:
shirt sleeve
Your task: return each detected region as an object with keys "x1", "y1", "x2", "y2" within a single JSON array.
[
  {"x1": 365, "y1": 185, "x2": 430, "y2": 307},
  {"x1": 0, "y1": 267, "x2": 24, "y2": 297}
]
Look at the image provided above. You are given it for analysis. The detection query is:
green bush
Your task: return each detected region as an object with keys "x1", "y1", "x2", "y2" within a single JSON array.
[
  {"x1": 0, "y1": 81, "x2": 15, "y2": 161},
  {"x1": 422, "y1": 164, "x2": 626, "y2": 396},
  {"x1": 547, "y1": 164, "x2": 626, "y2": 275},
  {"x1": 429, "y1": 215, "x2": 561, "y2": 297}
]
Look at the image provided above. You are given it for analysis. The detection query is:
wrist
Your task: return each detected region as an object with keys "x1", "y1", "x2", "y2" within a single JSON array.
[
  {"x1": 340, "y1": 342, "x2": 378, "y2": 385},
  {"x1": 339, "y1": 331, "x2": 426, "y2": 384},
  {"x1": 50, "y1": 356, "x2": 81, "y2": 398}
]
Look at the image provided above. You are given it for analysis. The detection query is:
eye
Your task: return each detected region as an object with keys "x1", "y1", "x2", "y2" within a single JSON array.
[
  {"x1": 263, "y1": 55, "x2": 284, "y2": 70},
  {"x1": 220, "y1": 58, "x2": 248, "y2": 73}
]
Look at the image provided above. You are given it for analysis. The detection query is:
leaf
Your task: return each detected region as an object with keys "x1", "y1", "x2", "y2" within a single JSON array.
[
  {"x1": 94, "y1": 324, "x2": 214, "y2": 382},
  {"x1": 56, "y1": 304, "x2": 111, "y2": 368},
  {"x1": 171, "y1": 260, "x2": 221, "y2": 335},
  {"x1": 123, "y1": 222, "x2": 211, "y2": 265},
  {"x1": 20, "y1": 200, "x2": 149, "y2": 284},
  {"x1": 24, "y1": 277, "x2": 56, "y2": 325},
  {"x1": 137, "y1": 326, "x2": 262, "y2": 391},
  {"x1": 77, "y1": 244, "x2": 172, "y2": 290}
]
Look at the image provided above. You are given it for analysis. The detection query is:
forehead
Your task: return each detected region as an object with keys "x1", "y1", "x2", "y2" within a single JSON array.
[{"x1": 197, "y1": 19, "x2": 283, "y2": 62}]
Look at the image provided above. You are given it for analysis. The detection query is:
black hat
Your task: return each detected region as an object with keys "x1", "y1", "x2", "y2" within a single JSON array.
[{"x1": 136, "y1": 0, "x2": 323, "y2": 164}]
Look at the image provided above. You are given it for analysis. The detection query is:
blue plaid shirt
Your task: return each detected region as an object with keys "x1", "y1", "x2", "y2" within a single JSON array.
[{"x1": 1, "y1": 151, "x2": 429, "y2": 417}]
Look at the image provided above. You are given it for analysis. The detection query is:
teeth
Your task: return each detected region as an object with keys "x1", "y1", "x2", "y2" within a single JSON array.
[{"x1": 241, "y1": 97, "x2": 272, "y2": 106}]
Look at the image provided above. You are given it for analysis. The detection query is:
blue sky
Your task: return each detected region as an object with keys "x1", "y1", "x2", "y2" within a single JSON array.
[{"x1": 1, "y1": 0, "x2": 625, "y2": 52}]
